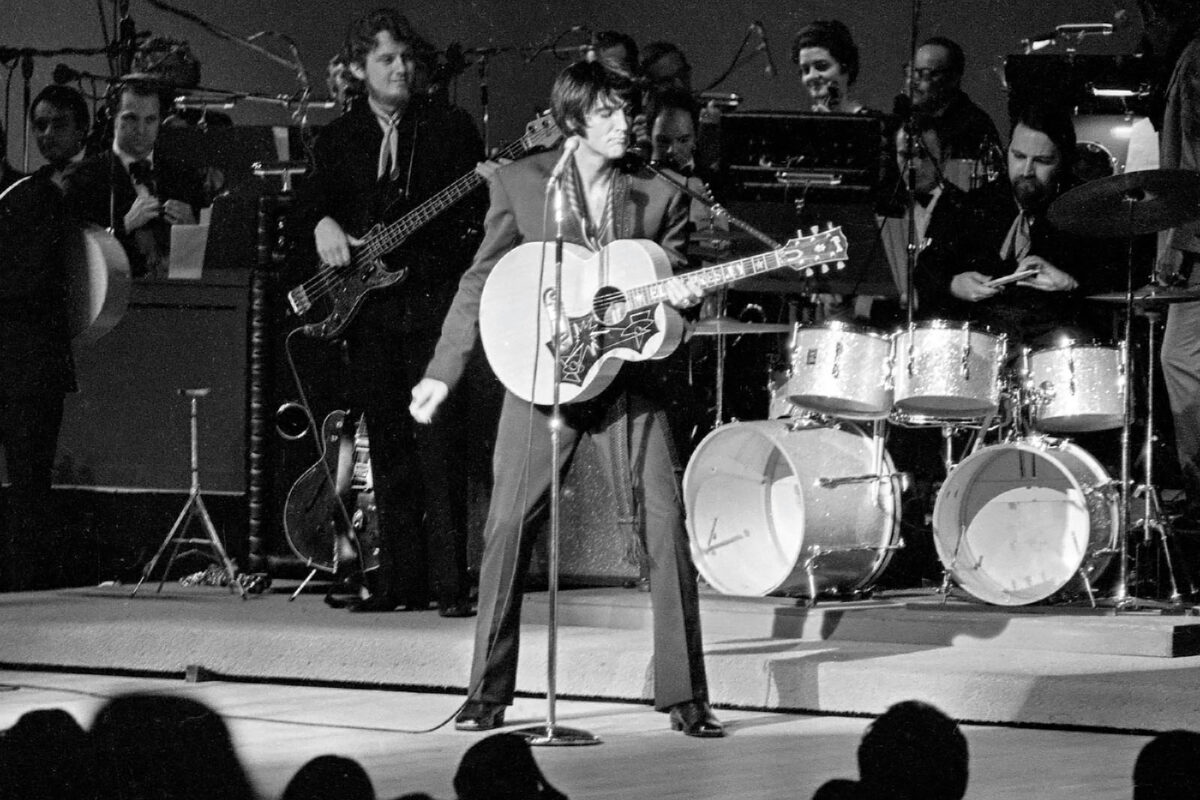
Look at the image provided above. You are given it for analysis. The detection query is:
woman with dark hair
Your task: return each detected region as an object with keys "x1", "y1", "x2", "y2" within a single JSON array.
[{"x1": 792, "y1": 19, "x2": 864, "y2": 113}]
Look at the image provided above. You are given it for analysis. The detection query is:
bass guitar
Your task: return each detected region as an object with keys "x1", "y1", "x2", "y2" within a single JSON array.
[
  {"x1": 479, "y1": 226, "x2": 848, "y2": 405},
  {"x1": 287, "y1": 112, "x2": 563, "y2": 339},
  {"x1": 283, "y1": 410, "x2": 380, "y2": 575}
]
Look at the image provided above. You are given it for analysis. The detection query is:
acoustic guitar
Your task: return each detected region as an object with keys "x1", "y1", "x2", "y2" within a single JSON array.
[{"x1": 479, "y1": 227, "x2": 848, "y2": 405}]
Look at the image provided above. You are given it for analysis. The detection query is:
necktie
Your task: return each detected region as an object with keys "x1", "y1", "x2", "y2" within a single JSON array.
[
  {"x1": 127, "y1": 158, "x2": 165, "y2": 277},
  {"x1": 129, "y1": 159, "x2": 156, "y2": 194},
  {"x1": 999, "y1": 210, "x2": 1032, "y2": 263},
  {"x1": 378, "y1": 116, "x2": 399, "y2": 181}
]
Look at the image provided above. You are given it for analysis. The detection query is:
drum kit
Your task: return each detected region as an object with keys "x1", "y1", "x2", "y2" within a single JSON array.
[{"x1": 683, "y1": 168, "x2": 1200, "y2": 610}]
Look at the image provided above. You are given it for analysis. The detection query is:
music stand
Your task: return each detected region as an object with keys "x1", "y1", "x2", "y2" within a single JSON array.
[{"x1": 131, "y1": 388, "x2": 246, "y2": 599}]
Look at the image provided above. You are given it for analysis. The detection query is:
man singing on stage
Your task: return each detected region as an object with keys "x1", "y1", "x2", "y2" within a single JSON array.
[{"x1": 409, "y1": 59, "x2": 723, "y2": 737}]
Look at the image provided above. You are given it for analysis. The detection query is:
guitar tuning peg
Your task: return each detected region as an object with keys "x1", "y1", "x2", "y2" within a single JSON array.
[
  {"x1": 809, "y1": 225, "x2": 819, "y2": 235},
  {"x1": 836, "y1": 261, "x2": 846, "y2": 270},
  {"x1": 825, "y1": 221, "x2": 834, "y2": 231},
  {"x1": 820, "y1": 264, "x2": 830, "y2": 273}
]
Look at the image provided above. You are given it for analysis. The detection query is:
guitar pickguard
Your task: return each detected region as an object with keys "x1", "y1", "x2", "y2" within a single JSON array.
[{"x1": 547, "y1": 308, "x2": 660, "y2": 388}]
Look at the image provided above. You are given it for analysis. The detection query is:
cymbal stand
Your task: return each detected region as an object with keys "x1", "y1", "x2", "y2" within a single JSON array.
[
  {"x1": 1103, "y1": 205, "x2": 1186, "y2": 611},
  {"x1": 1133, "y1": 307, "x2": 1191, "y2": 601}
]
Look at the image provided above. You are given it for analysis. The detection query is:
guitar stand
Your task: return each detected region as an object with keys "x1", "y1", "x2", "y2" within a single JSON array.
[{"x1": 131, "y1": 389, "x2": 246, "y2": 600}]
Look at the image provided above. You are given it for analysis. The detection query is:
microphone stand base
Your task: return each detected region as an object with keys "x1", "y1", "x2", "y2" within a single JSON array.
[{"x1": 513, "y1": 723, "x2": 602, "y2": 747}]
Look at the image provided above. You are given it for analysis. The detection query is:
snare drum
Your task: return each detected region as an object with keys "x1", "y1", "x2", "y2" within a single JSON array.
[
  {"x1": 891, "y1": 320, "x2": 1006, "y2": 421},
  {"x1": 787, "y1": 321, "x2": 893, "y2": 419},
  {"x1": 932, "y1": 437, "x2": 1118, "y2": 606},
  {"x1": 1024, "y1": 341, "x2": 1124, "y2": 433},
  {"x1": 683, "y1": 420, "x2": 900, "y2": 598}
]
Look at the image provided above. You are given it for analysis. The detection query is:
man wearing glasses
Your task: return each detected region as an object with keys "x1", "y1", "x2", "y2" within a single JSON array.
[{"x1": 909, "y1": 37, "x2": 1002, "y2": 163}]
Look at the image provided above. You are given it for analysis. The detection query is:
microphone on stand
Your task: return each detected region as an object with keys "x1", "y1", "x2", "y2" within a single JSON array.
[
  {"x1": 751, "y1": 21, "x2": 778, "y2": 78},
  {"x1": 547, "y1": 136, "x2": 580, "y2": 184}
]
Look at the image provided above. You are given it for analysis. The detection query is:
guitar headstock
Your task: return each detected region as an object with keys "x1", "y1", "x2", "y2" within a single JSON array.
[
  {"x1": 779, "y1": 224, "x2": 849, "y2": 277},
  {"x1": 521, "y1": 112, "x2": 564, "y2": 153}
]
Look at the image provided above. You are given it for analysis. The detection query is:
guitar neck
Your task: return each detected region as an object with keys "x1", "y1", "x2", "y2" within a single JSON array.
[
  {"x1": 362, "y1": 133, "x2": 535, "y2": 260},
  {"x1": 624, "y1": 246, "x2": 831, "y2": 313}
]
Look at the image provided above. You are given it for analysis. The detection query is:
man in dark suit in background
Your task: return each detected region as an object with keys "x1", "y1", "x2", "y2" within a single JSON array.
[
  {"x1": 302, "y1": 7, "x2": 484, "y2": 616},
  {"x1": 0, "y1": 119, "x2": 75, "y2": 592},
  {"x1": 30, "y1": 84, "x2": 90, "y2": 189},
  {"x1": 64, "y1": 80, "x2": 203, "y2": 278}
]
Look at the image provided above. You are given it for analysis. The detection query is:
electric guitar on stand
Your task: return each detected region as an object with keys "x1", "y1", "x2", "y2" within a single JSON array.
[
  {"x1": 479, "y1": 226, "x2": 848, "y2": 405},
  {"x1": 287, "y1": 112, "x2": 563, "y2": 339}
]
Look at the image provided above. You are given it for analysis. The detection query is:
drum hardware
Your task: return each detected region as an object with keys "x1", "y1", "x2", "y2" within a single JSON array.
[
  {"x1": 1038, "y1": 170, "x2": 1200, "y2": 609},
  {"x1": 799, "y1": 540, "x2": 905, "y2": 607}
]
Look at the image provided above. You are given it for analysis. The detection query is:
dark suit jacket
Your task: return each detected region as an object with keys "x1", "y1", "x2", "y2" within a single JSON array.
[
  {"x1": 423, "y1": 147, "x2": 691, "y2": 398},
  {"x1": 63, "y1": 151, "x2": 204, "y2": 278},
  {"x1": 299, "y1": 97, "x2": 485, "y2": 338},
  {"x1": 0, "y1": 168, "x2": 74, "y2": 397},
  {"x1": 947, "y1": 178, "x2": 1122, "y2": 344}
]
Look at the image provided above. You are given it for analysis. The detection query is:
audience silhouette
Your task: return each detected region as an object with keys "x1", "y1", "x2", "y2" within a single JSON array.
[
  {"x1": 89, "y1": 692, "x2": 258, "y2": 800},
  {"x1": 857, "y1": 700, "x2": 969, "y2": 800},
  {"x1": 0, "y1": 707, "x2": 96, "y2": 800},
  {"x1": 1133, "y1": 729, "x2": 1200, "y2": 800},
  {"x1": 453, "y1": 732, "x2": 568, "y2": 800},
  {"x1": 282, "y1": 754, "x2": 376, "y2": 800}
]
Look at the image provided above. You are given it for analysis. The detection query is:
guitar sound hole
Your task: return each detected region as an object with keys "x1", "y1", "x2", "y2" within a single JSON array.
[{"x1": 594, "y1": 286, "x2": 627, "y2": 326}]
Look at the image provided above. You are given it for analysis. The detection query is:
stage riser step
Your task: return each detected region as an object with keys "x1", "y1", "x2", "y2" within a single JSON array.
[{"x1": 525, "y1": 589, "x2": 1200, "y2": 658}]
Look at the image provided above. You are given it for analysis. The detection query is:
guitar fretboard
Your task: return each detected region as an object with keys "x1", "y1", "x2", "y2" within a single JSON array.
[
  {"x1": 360, "y1": 124, "x2": 554, "y2": 262},
  {"x1": 621, "y1": 231, "x2": 844, "y2": 312}
]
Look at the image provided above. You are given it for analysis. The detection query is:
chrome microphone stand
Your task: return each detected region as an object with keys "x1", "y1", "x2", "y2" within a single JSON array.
[{"x1": 514, "y1": 165, "x2": 600, "y2": 747}]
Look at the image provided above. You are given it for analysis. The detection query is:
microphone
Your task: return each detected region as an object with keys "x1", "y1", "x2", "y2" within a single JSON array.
[
  {"x1": 626, "y1": 136, "x2": 652, "y2": 167},
  {"x1": 547, "y1": 136, "x2": 580, "y2": 184},
  {"x1": 892, "y1": 92, "x2": 912, "y2": 120},
  {"x1": 751, "y1": 21, "x2": 778, "y2": 78}
]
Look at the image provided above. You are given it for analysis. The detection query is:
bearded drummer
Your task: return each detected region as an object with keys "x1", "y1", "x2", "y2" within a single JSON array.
[{"x1": 931, "y1": 101, "x2": 1121, "y2": 347}]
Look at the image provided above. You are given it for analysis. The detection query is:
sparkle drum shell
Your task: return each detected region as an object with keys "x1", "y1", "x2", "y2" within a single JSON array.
[
  {"x1": 932, "y1": 438, "x2": 1118, "y2": 606},
  {"x1": 683, "y1": 420, "x2": 900, "y2": 598},
  {"x1": 787, "y1": 322, "x2": 893, "y2": 419},
  {"x1": 1025, "y1": 341, "x2": 1125, "y2": 433},
  {"x1": 891, "y1": 320, "x2": 1006, "y2": 421}
]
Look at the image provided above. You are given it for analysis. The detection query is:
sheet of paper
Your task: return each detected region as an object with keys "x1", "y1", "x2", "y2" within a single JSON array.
[{"x1": 168, "y1": 224, "x2": 208, "y2": 280}]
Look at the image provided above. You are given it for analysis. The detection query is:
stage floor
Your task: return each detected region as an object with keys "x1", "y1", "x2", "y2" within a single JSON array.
[{"x1": 4, "y1": 582, "x2": 1200, "y2": 735}]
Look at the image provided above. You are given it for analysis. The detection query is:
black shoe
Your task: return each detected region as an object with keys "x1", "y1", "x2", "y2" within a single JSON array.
[
  {"x1": 454, "y1": 702, "x2": 506, "y2": 732},
  {"x1": 668, "y1": 700, "x2": 725, "y2": 738},
  {"x1": 346, "y1": 594, "x2": 402, "y2": 613},
  {"x1": 438, "y1": 595, "x2": 476, "y2": 618}
]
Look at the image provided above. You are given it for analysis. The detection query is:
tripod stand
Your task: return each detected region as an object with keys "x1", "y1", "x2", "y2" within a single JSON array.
[{"x1": 131, "y1": 388, "x2": 246, "y2": 599}]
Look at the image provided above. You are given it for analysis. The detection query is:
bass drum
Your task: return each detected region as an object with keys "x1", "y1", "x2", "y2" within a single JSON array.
[
  {"x1": 683, "y1": 420, "x2": 900, "y2": 598},
  {"x1": 932, "y1": 438, "x2": 1118, "y2": 606}
]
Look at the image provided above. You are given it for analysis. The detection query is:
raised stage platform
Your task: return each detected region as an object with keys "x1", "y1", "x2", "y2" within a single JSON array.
[{"x1": 4, "y1": 583, "x2": 1200, "y2": 734}]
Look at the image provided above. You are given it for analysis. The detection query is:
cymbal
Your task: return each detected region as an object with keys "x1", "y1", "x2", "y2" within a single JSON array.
[
  {"x1": 1088, "y1": 284, "x2": 1200, "y2": 305},
  {"x1": 1047, "y1": 169, "x2": 1200, "y2": 237},
  {"x1": 692, "y1": 317, "x2": 792, "y2": 336}
]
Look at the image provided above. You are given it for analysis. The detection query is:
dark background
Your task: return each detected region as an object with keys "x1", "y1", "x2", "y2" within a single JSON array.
[{"x1": 5, "y1": 0, "x2": 1144, "y2": 170}]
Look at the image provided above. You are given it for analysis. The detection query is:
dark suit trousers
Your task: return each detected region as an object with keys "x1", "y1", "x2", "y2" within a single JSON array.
[
  {"x1": 0, "y1": 392, "x2": 64, "y2": 591},
  {"x1": 469, "y1": 389, "x2": 709, "y2": 712},
  {"x1": 346, "y1": 332, "x2": 468, "y2": 605}
]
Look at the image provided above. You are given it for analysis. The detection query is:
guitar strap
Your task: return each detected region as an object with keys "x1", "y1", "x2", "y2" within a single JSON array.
[{"x1": 599, "y1": 171, "x2": 650, "y2": 569}]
